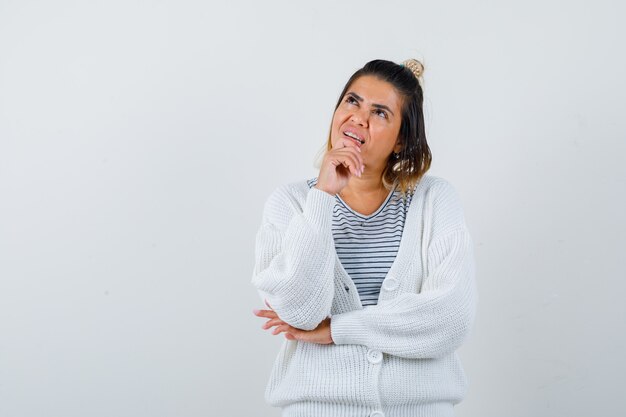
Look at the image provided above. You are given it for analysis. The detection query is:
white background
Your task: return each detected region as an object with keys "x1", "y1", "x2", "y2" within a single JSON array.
[{"x1": 1, "y1": 1, "x2": 624, "y2": 416}]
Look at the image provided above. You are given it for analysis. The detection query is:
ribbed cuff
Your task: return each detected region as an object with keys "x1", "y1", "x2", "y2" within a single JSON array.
[
  {"x1": 282, "y1": 401, "x2": 455, "y2": 417},
  {"x1": 330, "y1": 309, "x2": 369, "y2": 346},
  {"x1": 303, "y1": 186, "x2": 336, "y2": 233}
]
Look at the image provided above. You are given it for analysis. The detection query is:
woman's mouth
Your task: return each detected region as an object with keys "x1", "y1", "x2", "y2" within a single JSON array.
[
  {"x1": 345, "y1": 136, "x2": 363, "y2": 146},
  {"x1": 342, "y1": 132, "x2": 365, "y2": 146}
]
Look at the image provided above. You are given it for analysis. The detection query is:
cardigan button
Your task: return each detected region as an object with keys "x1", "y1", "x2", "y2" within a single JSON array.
[
  {"x1": 382, "y1": 277, "x2": 398, "y2": 291},
  {"x1": 369, "y1": 411, "x2": 385, "y2": 417},
  {"x1": 367, "y1": 349, "x2": 383, "y2": 364}
]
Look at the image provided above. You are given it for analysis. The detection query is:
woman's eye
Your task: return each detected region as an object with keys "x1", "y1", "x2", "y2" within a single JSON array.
[{"x1": 344, "y1": 96, "x2": 387, "y2": 119}]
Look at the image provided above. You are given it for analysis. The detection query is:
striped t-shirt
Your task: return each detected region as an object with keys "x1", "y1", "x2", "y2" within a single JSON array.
[{"x1": 306, "y1": 177, "x2": 414, "y2": 306}]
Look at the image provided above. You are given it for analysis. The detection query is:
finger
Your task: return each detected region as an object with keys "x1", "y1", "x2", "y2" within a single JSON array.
[
  {"x1": 341, "y1": 155, "x2": 363, "y2": 177},
  {"x1": 337, "y1": 138, "x2": 362, "y2": 157},
  {"x1": 272, "y1": 325, "x2": 290, "y2": 335},
  {"x1": 339, "y1": 139, "x2": 364, "y2": 162},
  {"x1": 254, "y1": 309, "x2": 278, "y2": 318},
  {"x1": 336, "y1": 141, "x2": 364, "y2": 172},
  {"x1": 340, "y1": 138, "x2": 362, "y2": 153},
  {"x1": 331, "y1": 153, "x2": 362, "y2": 177},
  {"x1": 262, "y1": 318, "x2": 285, "y2": 330}
]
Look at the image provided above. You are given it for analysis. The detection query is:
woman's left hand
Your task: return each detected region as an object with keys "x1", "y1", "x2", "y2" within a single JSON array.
[{"x1": 253, "y1": 300, "x2": 334, "y2": 345}]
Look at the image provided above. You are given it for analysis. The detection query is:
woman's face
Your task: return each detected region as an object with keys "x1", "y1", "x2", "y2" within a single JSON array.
[{"x1": 330, "y1": 75, "x2": 404, "y2": 172}]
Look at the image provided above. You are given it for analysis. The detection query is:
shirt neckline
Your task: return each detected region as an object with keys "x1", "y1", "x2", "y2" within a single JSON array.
[
  {"x1": 336, "y1": 183, "x2": 397, "y2": 220},
  {"x1": 305, "y1": 175, "x2": 430, "y2": 308}
]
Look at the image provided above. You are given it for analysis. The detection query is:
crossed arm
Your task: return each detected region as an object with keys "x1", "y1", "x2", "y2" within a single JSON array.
[{"x1": 252, "y1": 182, "x2": 478, "y2": 359}]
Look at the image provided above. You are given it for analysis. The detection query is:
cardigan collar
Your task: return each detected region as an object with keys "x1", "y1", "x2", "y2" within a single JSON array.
[{"x1": 303, "y1": 176, "x2": 435, "y2": 309}]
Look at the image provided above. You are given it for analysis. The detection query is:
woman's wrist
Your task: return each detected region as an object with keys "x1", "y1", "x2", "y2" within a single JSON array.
[{"x1": 314, "y1": 184, "x2": 336, "y2": 196}]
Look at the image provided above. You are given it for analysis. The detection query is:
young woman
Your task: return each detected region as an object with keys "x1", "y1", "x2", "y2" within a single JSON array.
[{"x1": 251, "y1": 59, "x2": 478, "y2": 417}]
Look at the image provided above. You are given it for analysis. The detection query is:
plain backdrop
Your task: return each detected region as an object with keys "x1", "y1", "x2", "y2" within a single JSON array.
[{"x1": 1, "y1": 1, "x2": 624, "y2": 416}]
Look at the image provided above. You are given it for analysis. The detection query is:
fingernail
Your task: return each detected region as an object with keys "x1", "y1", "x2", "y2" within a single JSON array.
[{"x1": 253, "y1": 308, "x2": 260, "y2": 315}]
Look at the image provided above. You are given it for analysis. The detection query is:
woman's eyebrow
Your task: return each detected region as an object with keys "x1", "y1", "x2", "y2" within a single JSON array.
[{"x1": 346, "y1": 92, "x2": 395, "y2": 117}]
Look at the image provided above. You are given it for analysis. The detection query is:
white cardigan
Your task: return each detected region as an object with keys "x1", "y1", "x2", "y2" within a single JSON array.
[{"x1": 251, "y1": 174, "x2": 478, "y2": 417}]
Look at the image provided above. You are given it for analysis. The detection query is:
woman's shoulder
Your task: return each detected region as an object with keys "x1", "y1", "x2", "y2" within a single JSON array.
[
  {"x1": 416, "y1": 174, "x2": 468, "y2": 234},
  {"x1": 413, "y1": 173, "x2": 456, "y2": 195},
  {"x1": 413, "y1": 174, "x2": 465, "y2": 209},
  {"x1": 270, "y1": 177, "x2": 317, "y2": 202},
  {"x1": 260, "y1": 177, "x2": 320, "y2": 225}
]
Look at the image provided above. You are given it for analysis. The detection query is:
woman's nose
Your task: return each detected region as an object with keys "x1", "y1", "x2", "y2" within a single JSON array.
[{"x1": 351, "y1": 108, "x2": 369, "y2": 126}]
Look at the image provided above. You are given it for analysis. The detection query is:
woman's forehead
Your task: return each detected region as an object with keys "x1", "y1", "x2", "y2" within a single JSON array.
[{"x1": 347, "y1": 76, "x2": 402, "y2": 110}]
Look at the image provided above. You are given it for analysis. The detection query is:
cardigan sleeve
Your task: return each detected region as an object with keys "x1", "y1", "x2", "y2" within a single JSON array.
[
  {"x1": 251, "y1": 185, "x2": 337, "y2": 331},
  {"x1": 329, "y1": 227, "x2": 477, "y2": 358},
  {"x1": 330, "y1": 179, "x2": 478, "y2": 358}
]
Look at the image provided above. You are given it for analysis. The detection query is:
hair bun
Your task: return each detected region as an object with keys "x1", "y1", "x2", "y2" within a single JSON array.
[{"x1": 401, "y1": 58, "x2": 424, "y2": 79}]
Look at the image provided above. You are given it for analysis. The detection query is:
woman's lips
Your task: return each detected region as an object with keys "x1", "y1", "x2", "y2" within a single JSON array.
[{"x1": 342, "y1": 135, "x2": 364, "y2": 147}]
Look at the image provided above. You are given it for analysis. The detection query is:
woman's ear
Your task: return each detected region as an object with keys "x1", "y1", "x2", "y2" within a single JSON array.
[{"x1": 393, "y1": 139, "x2": 403, "y2": 154}]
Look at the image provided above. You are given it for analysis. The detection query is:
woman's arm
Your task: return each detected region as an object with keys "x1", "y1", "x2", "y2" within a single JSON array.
[
  {"x1": 329, "y1": 181, "x2": 478, "y2": 359},
  {"x1": 330, "y1": 227, "x2": 477, "y2": 358},
  {"x1": 251, "y1": 185, "x2": 337, "y2": 331}
]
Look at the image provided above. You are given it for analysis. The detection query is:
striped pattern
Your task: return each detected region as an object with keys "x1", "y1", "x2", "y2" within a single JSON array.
[{"x1": 306, "y1": 177, "x2": 414, "y2": 306}]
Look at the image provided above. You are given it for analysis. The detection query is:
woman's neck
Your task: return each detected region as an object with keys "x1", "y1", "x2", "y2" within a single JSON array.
[{"x1": 339, "y1": 174, "x2": 388, "y2": 200}]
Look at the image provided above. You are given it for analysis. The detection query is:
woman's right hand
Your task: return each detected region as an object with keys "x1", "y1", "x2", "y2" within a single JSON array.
[{"x1": 315, "y1": 139, "x2": 365, "y2": 196}]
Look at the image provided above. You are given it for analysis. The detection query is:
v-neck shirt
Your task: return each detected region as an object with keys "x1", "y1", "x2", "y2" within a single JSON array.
[{"x1": 306, "y1": 177, "x2": 414, "y2": 306}]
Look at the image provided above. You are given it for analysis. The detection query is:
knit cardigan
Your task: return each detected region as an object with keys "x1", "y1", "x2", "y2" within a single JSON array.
[{"x1": 251, "y1": 174, "x2": 478, "y2": 417}]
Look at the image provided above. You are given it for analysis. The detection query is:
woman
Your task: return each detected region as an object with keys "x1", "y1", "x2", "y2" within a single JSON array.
[{"x1": 251, "y1": 59, "x2": 477, "y2": 417}]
